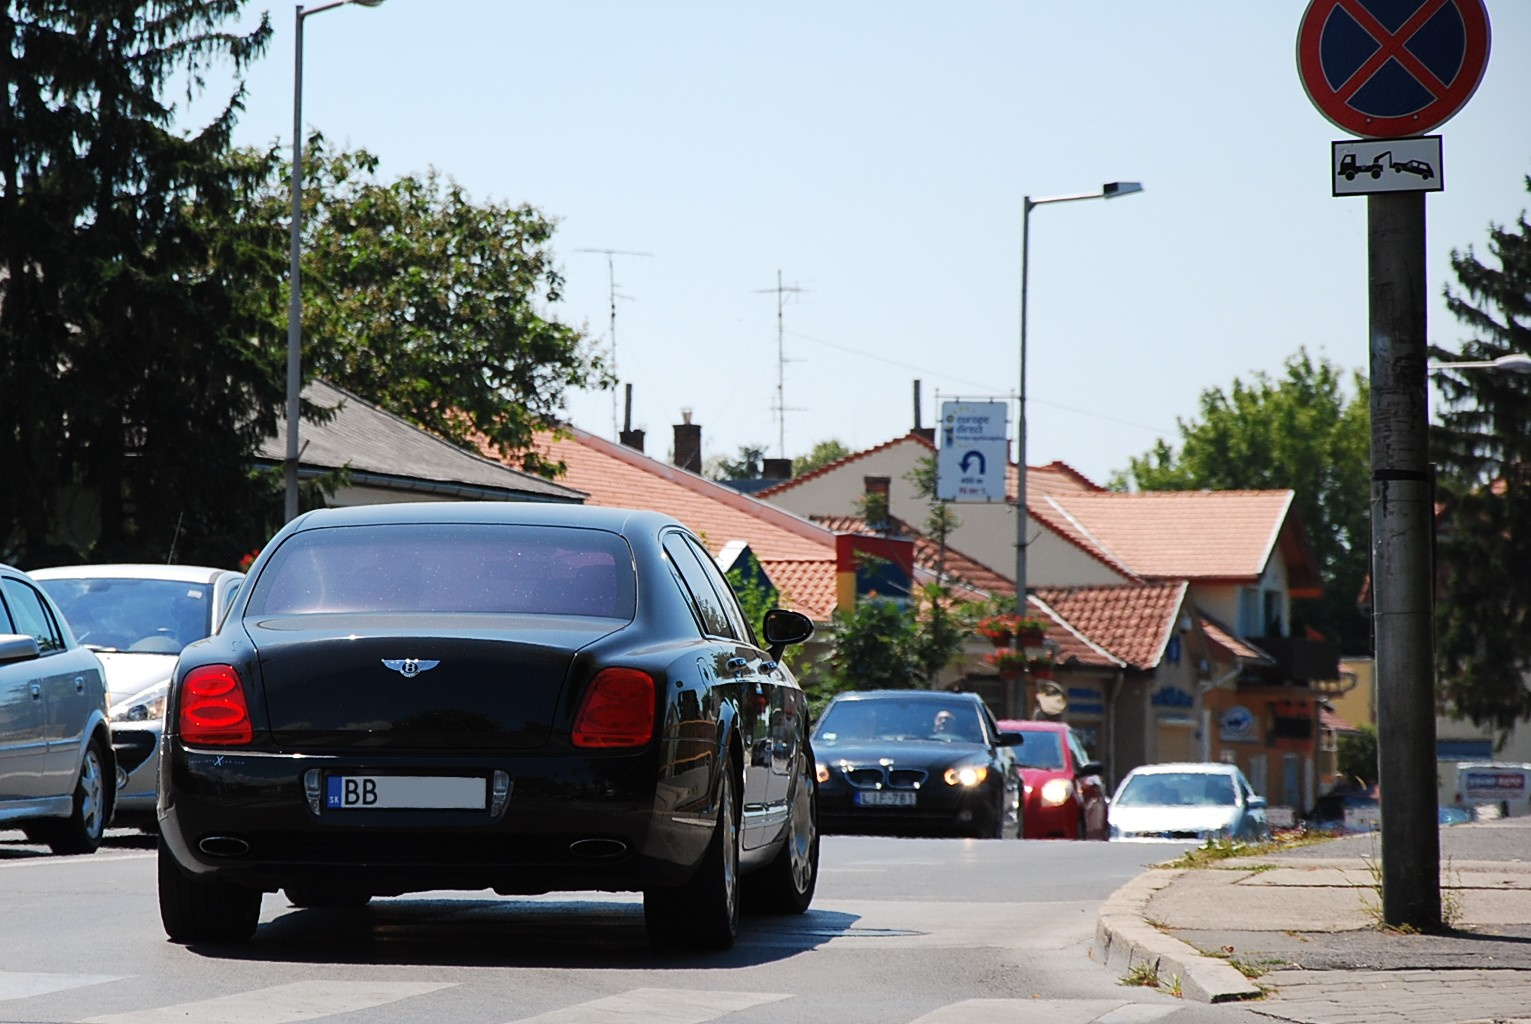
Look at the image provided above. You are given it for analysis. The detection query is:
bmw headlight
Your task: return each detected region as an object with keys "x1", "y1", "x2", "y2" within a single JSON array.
[
  {"x1": 109, "y1": 682, "x2": 169, "y2": 723},
  {"x1": 1039, "y1": 777, "x2": 1075, "y2": 807},
  {"x1": 943, "y1": 765, "x2": 989, "y2": 787}
]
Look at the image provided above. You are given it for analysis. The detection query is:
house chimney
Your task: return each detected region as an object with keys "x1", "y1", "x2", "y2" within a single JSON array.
[
  {"x1": 762, "y1": 457, "x2": 792, "y2": 481},
  {"x1": 618, "y1": 384, "x2": 645, "y2": 452},
  {"x1": 673, "y1": 409, "x2": 702, "y2": 473},
  {"x1": 911, "y1": 378, "x2": 935, "y2": 442}
]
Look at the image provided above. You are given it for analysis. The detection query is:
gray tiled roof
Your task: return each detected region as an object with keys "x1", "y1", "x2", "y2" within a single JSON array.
[{"x1": 259, "y1": 380, "x2": 585, "y2": 503}]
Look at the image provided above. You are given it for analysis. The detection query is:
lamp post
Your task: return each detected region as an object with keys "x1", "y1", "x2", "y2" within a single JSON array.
[
  {"x1": 1427, "y1": 353, "x2": 1531, "y2": 374},
  {"x1": 286, "y1": 0, "x2": 386, "y2": 522},
  {"x1": 1015, "y1": 182, "x2": 1142, "y2": 604}
]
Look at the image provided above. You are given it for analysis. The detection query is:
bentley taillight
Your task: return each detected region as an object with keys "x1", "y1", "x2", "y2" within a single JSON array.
[
  {"x1": 178, "y1": 664, "x2": 253, "y2": 745},
  {"x1": 572, "y1": 668, "x2": 655, "y2": 748}
]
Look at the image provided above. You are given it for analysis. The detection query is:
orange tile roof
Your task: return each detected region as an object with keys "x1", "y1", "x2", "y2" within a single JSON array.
[
  {"x1": 1200, "y1": 615, "x2": 1272, "y2": 663},
  {"x1": 1032, "y1": 581, "x2": 1188, "y2": 671},
  {"x1": 1038, "y1": 490, "x2": 1300, "y2": 583},
  {"x1": 516, "y1": 427, "x2": 841, "y2": 619}
]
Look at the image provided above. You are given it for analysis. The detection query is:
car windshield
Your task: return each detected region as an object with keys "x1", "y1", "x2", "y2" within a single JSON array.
[
  {"x1": 246, "y1": 523, "x2": 637, "y2": 619},
  {"x1": 39, "y1": 577, "x2": 213, "y2": 653},
  {"x1": 1013, "y1": 730, "x2": 1065, "y2": 769},
  {"x1": 815, "y1": 699, "x2": 985, "y2": 744},
  {"x1": 1116, "y1": 771, "x2": 1237, "y2": 808}
]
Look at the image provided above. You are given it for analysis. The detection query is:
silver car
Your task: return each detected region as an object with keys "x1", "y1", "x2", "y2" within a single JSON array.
[
  {"x1": 31, "y1": 564, "x2": 243, "y2": 831},
  {"x1": 1107, "y1": 761, "x2": 1271, "y2": 843},
  {"x1": 0, "y1": 563, "x2": 113, "y2": 853}
]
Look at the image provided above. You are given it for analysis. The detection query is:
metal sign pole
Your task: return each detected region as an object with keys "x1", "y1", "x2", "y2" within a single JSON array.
[{"x1": 1368, "y1": 189, "x2": 1441, "y2": 930}]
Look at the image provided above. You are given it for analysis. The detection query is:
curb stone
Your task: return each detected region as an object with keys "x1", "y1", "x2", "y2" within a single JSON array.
[{"x1": 1093, "y1": 868, "x2": 1263, "y2": 1004}]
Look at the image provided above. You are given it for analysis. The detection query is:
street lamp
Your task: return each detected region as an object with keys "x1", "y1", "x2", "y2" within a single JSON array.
[
  {"x1": 286, "y1": 0, "x2": 386, "y2": 522},
  {"x1": 1015, "y1": 182, "x2": 1143, "y2": 603},
  {"x1": 1427, "y1": 353, "x2": 1531, "y2": 374}
]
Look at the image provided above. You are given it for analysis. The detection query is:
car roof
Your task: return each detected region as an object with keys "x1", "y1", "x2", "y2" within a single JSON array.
[
  {"x1": 287, "y1": 501, "x2": 685, "y2": 535},
  {"x1": 997, "y1": 719, "x2": 1069, "y2": 733},
  {"x1": 827, "y1": 690, "x2": 985, "y2": 706},
  {"x1": 27, "y1": 564, "x2": 240, "y2": 584},
  {"x1": 1124, "y1": 762, "x2": 1239, "y2": 776}
]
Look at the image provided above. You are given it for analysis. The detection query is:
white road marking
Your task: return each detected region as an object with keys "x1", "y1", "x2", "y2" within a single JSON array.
[
  {"x1": 81, "y1": 980, "x2": 456, "y2": 1024},
  {"x1": 0, "y1": 972, "x2": 125, "y2": 1000},
  {"x1": 499, "y1": 987, "x2": 790, "y2": 1024}
]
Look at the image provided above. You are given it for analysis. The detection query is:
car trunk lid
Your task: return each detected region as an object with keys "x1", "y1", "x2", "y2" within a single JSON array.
[{"x1": 247, "y1": 614, "x2": 619, "y2": 750}]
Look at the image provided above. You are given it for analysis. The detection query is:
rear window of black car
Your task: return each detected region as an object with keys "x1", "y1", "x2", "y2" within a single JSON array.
[{"x1": 246, "y1": 524, "x2": 636, "y2": 619}]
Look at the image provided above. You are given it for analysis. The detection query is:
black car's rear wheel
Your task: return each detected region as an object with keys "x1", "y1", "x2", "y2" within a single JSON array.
[
  {"x1": 32, "y1": 737, "x2": 109, "y2": 855},
  {"x1": 645, "y1": 761, "x2": 740, "y2": 950},
  {"x1": 158, "y1": 836, "x2": 262, "y2": 943},
  {"x1": 745, "y1": 742, "x2": 819, "y2": 914}
]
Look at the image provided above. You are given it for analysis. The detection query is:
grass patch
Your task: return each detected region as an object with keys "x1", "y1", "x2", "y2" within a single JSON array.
[
  {"x1": 1158, "y1": 830, "x2": 1333, "y2": 869},
  {"x1": 1121, "y1": 962, "x2": 1160, "y2": 988}
]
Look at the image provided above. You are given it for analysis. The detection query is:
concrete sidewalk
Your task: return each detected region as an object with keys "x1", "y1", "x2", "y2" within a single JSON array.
[{"x1": 1093, "y1": 816, "x2": 1531, "y2": 1022}]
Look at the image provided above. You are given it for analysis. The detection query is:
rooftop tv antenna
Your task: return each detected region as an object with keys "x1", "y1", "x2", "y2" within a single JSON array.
[
  {"x1": 754, "y1": 269, "x2": 807, "y2": 458},
  {"x1": 577, "y1": 247, "x2": 652, "y2": 436}
]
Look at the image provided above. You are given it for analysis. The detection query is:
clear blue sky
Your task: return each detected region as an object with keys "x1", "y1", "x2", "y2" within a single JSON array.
[{"x1": 187, "y1": 1, "x2": 1530, "y2": 486}]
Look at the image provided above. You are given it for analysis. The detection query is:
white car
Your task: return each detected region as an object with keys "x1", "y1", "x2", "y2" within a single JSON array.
[
  {"x1": 0, "y1": 563, "x2": 113, "y2": 853},
  {"x1": 1107, "y1": 761, "x2": 1270, "y2": 843},
  {"x1": 31, "y1": 564, "x2": 244, "y2": 830}
]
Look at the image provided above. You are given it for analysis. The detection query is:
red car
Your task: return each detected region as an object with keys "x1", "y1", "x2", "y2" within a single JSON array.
[{"x1": 998, "y1": 720, "x2": 1108, "y2": 840}]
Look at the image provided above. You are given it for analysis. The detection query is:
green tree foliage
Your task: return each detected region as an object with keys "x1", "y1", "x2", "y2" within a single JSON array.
[
  {"x1": 264, "y1": 141, "x2": 607, "y2": 478},
  {"x1": 815, "y1": 584, "x2": 969, "y2": 710},
  {"x1": 1113, "y1": 349, "x2": 1371, "y2": 653},
  {"x1": 0, "y1": 1, "x2": 282, "y2": 566},
  {"x1": 1431, "y1": 175, "x2": 1531, "y2": 733},
  {"x1": 792, "y1": 439, "x2": 851, "y2": 477},
  {"x1": 710, "y1": 444, "x2": 767, "y2": 481},
  {"x1": 1336, "y1": 724, "x2": 1379, "y2": 788}
]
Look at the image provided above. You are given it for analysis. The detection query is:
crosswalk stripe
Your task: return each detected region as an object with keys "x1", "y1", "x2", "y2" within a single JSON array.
[
  {"x1": 911, "y1": 1000, "x2": 1180, "y2": 1024},
  {"x1": 500, "y1": 987, "x2": 790, "y2": 1024},
  {"x1": 81, "y1": 980, "x2": 457, "y2": 1024},
  {"x1": 0, "y1": 972, "x2": 125, "y2": 1001}
]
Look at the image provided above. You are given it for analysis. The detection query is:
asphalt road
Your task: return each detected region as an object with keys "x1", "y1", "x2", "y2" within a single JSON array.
[{"x1": 1, "y1": 828, "x2": 1282, "y2": 1024}]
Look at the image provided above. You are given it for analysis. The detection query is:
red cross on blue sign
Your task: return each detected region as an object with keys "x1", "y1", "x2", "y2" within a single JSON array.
[{"x1": 1297, "y1": 0, "x2": 1490, "y2": 138}]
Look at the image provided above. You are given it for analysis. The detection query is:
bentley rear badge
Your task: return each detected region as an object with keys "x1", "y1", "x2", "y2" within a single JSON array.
[{"x1": 382, "y1": 658, "x2": 440, "y2": 678}]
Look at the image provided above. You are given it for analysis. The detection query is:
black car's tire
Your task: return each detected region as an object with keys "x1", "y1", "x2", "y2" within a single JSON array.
[
  {"x1": 284, "y1": 885, "x2": 372, "y2": 909},
  {"x1": 744, "y1": 743, "x2": 818, "y2": 915},
  {"x1": 158, "y1": 836, "x2": 262, "y2": 943},
  {"x1": 34, "y1": 736, "x2": 110, "y2": 855},
  {"x1": 644, "y1": 761, "x2": 740, "y2": 950}
]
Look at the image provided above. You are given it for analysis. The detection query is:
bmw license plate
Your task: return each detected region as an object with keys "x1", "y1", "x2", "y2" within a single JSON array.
[
  {"x1": 854, "y1": 790, "x2": 916, "y2": 807},
  {"x1": 326, "y1": 774, "x2": 486, "y2": 810}
]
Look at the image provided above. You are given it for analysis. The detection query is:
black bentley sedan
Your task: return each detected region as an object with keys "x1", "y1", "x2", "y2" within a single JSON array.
[
  {"x1": 156, "y1": 503, "x2": 817, "y2": 950},
  {"x1": 812, "y1": 690, "x2": 1022, "y2": 838}
]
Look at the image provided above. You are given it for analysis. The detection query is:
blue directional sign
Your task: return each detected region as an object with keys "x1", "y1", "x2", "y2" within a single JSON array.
[
  {"x1": 937, "y1": 401, "x2": 1007, "y2": 503},
  {"x1": 1297, "y1": 0, "x2": 1490, "y2": 139}
]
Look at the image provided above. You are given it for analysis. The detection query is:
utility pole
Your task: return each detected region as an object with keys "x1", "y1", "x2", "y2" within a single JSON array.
[
  {"x1": 577, "y1": 248, "x2": 651, "y2": 438},
  {"x1": 754, "y1": 270, "x2": 806, "y2": 458}
]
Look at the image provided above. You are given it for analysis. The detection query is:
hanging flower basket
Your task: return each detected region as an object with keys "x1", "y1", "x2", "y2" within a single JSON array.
[
  {"x1": 976, "y1": 614, "x2": 1020, "y2": 647},
  {"x1": 984, "y1": 649, "x2": 1028, "y2": 673},
  {"x1": 1028, "y1": 656, "x2": 1055, "y2": 680}
]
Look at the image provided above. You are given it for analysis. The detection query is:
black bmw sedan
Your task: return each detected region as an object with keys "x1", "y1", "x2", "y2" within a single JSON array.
[
  {"x1": 812, "y1": 690, "x2": 1022, "y2": 838},
  {"x1": 156, "y1": 503, "x2": 817, "y2": 951}
]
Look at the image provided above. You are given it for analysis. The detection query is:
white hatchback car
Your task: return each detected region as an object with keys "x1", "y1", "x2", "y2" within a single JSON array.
[
  {"x1": 0, "y1": 563, "x2": 113, "y2": 853},
  {"x1": 31, "y1": 564, "x2": 243, "y2": 831},
  {"x1": 1107, "y1": 761, "x2": 1270, "y2": 843}
]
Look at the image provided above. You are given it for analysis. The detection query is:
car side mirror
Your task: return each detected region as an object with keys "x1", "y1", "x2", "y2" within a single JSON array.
[
  {"x1": 761, "y1": 608, "x2": 814, "y2": 661},
  {"x1": 1076, "y1": 761, "x2": 1104, "y2": 778},
  {"x1": 1248, "y1": 795, "x2": 1268, "y2": 810},
  {"x1": 0, "y1": 634, "x2": 42, "y2": 665},
  {"x1": 996, "y1": 731, "x2": 1024, "y2": 747}
]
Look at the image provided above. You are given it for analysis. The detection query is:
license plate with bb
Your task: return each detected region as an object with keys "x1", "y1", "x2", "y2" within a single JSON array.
[
  {"x1": 325, "y1": 774, "x2": 486, "y2": 810},
  {"x1": 855, "y1": 789, "x2": 916, "y2": 807}
]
